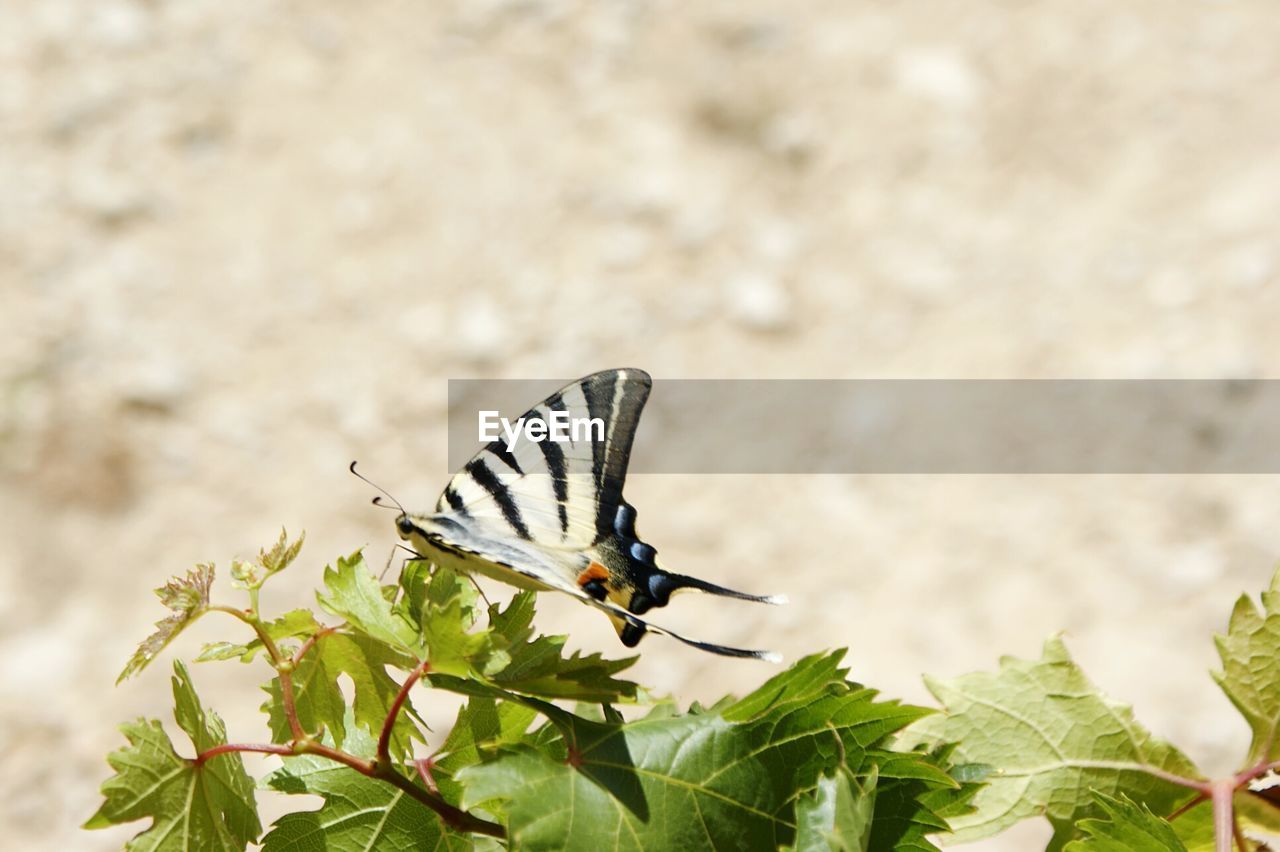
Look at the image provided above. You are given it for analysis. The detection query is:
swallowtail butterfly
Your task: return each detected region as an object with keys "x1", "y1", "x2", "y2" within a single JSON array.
[{"x1": 360, "y1": 368, "x2": 784, "y2": 661}]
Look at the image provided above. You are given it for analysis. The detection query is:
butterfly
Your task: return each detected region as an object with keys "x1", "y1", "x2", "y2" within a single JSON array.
[{"x1": 355, "y1": 368, "x2": 784, "y2": 661}]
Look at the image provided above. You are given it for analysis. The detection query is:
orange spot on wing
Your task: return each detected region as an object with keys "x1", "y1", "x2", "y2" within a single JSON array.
[{"x1": 577, "y1": 562, "x2": 610, "y2": 588}]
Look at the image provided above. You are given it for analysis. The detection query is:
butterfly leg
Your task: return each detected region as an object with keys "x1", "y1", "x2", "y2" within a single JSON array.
[
  {"x1": 381, "y1": 545, "x2": 427, "y2": 583},
  {"x1": 460, "y1": 572, "x2": 493, "y2": 608},
  {"x1": 378, "y1": 545, "x2": 401, "y2": 582}
]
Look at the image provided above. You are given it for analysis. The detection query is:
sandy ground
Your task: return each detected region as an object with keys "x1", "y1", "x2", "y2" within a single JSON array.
[{"x1": 3, "y1": 2, "x2": 1280, "y2": 849}]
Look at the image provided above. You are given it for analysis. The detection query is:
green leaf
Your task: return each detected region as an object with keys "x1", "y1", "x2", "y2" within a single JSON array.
[
  {"x1": 727, "y1": 652, "x2": 977, "y2": 850},
  {"x1": 482, "y1": 591, "x2": 639, "y2": 702},
  {"x1": 400, "y1": 563, "x2": 491, "y2": 675},
  {"x1": 1170, "y1": 799, "x2": 1215, "y2": 852},
  {"x1": 1062, "y1": 792, "x2": 1187, "y2": 851},
  {"x1": 724, "y1": 649, "x2": 850, "y2": 721},
  {"x1": 398, "y1": 560, "x2": 477, "y2": 625},
  {"x1": 317, "y1": 552, "x2": 421, "y2": 656},
  {"x1": 792, "y1": 766, "x2": 877, "y2": 852},
  {"x1": 261, "y1": 720, "x2": 464, "y2": 851},
  {"x1": 906, "y1": 636, "x2": 1201, "y2": 848},
  {"x1": 865, "y1": 744, "x2": 983, "y2": 851},
  {"x1": 458, "y1": 651, "x2": 947, "y2": 851},
  {"x1": 431, "y1": 695, "x2": 540, "y2": 803},
  {"x1": 1212, "y1": 565, "x2": 1280, "y2": 764},
  {"x1": 118, "y1": 565, "x2": 215, "y2": 683},
  {"x1": 197, "y1": 609, "x2": 322, "y2": 663},
  {"x1": 399, "y1": 563, "x2": 639, "y2": 702},
  {"x1": 85, "y1": 661, "x2": 261, "y2": 850},
  {"x1": 262, "y1": 632, "x2": 423, "y2": 761}
]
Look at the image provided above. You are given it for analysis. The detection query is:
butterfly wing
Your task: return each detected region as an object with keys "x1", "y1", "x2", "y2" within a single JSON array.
[
  {"x1": 409, "y1": 368, "x2": 783, "y2": 660},
  {"x1": 437, "y1": 368, "x2": 649, "y2": 550}
]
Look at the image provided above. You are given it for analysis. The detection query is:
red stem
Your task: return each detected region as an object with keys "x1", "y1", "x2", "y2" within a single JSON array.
[
  {"x1": 278, "y1": 626, "x2": 340, "y2": 739},
  {"x1": 195, "y1": 740, "x2": 372, "y2": 774},
  {"x1": 305, "y1": 740, "x2": 375, "y2": 775},
  {"x1": 197, "y1": 616, "x2": 501, "y2": 838},
  {"x1": 292, "y1": 627, "x2": 336, "y2": 666},
  {"x1": 194, "y1": 739, "x2": 501, "y2": 836},
  {"x1": 195, "y1": 742, "x2": 292, "y2": 765},
  {"x1": 415, "y1": 757, "x2": 440, "y2": 795},
  {"x1": 378, "y1": 659, "x2": 431, "y2": 764},
  {"x1": 1134, "y1": 754, "x2": 1280, "y2": 847},
  {"x1": 376, "y1": 765, "x2": 502, "y2": 836},
  {"x1": 1234, "y1": 758, "x2": 1280, "y2": 788},
  {"x1": 278, "y1": 669, "x2": 306, "y2": 741},
  {"x1": 1167, "y1": 792, "x2": 1209, "y2": 822}
]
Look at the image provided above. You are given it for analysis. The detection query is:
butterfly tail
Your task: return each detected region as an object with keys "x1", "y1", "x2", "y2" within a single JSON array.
[
  {"x1": 657, "y1": 627, "x2": 783, "y2": 662},
  {"x1": 595, "y1": 596, "x2": 781, "y2": 662},
  {"x1": 651, "y1": 572, "x2": 788, "y2": 606}
]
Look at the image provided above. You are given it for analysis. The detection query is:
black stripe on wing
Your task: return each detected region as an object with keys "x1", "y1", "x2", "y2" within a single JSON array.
[
  {"x1": 464, "y1": 458, "x2": 531, "y2": 540},
  {"x1": 439, "y1": 369, "x2": 652, "y2": 545},
  {"x1": 488, "y1": 442, "x2": 524, "y2": 476},
  {"x1": 579, "y1": 377, "x2": 609, "y2": 486},
  {"x1": 541, "y1": 393, "x2": 570, "y2": 535},
  {"x1": 442, "y1": 486, "x2": 470, "y2": 517},
  {"x1": 579, "y1": 370, "x2": 651, "y2": 541}
]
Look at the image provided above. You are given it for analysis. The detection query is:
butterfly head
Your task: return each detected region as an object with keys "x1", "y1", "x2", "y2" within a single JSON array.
[{"x1": 395, "y1": 513, "x2": 416, "y2": 539}]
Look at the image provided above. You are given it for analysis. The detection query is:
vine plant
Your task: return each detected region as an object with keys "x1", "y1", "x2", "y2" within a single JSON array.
[{"x1": 86, "y1": 530, "x2": 1280, "y2": 850}]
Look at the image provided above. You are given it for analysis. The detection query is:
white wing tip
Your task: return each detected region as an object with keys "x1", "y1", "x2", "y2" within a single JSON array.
[
  {"x1": 762, "y1": 594, "x2": 789, "y2": 606},
  {"x1": 759, "y1": 650, "x2": 783, "y2": 664}
]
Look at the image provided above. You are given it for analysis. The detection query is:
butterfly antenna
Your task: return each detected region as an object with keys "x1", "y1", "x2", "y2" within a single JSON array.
[{"x1": 348, "y1": 461, "x2": 406, "y2": 513}]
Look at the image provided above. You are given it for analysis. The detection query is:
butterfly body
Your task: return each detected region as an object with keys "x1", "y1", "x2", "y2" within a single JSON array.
[
  {"x1": 386, "y1": 368, "x2": 784, "y2": 660},
  {"x1": 397, "y1": 511, "x2": 586, "y2": 594}
]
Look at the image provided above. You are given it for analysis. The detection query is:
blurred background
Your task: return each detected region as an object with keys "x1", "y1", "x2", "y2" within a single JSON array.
[{"x1": 3, "y1": 1, "x2": 1280, "y2": 849}]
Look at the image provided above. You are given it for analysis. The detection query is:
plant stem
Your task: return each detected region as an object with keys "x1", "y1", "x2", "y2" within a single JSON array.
[
  {"x1": 375, "y1": 763, "x2": 504, "y2": 837},
  {"x1": 201, "y1": 607, "x2": 503, "y2": 838},
  {"x1": 415, "y1": 757, "x2": 441, "y2": 794},
  {"x1": 1167, "y1": 792, "x2": 1209, "y2": 822},
  {"x1": 193, "y1": 736, "x2": 505, "y2": 838},
  {"x1": 1234, "y1": 758, "x2": 1280, "y2": 788},
  {"x1": 195, "y1": 742, "x2": 293, "y2": 765},
  {"x1": 1140, "y1": 756, "x2": 1280, "y2": 848},
  {"x1": 1137, "y1": 764, "x2": 1211, "y2": 794},
  {"x1": 208, "y1": 604, "x2": 286, "y2": 665},
  {"x1": 210, "y1": 603, "x2": 308, "y2": 736},
  {"x1": 292, "y1": 627, "x2": 336, "y2": 665},
  {"x1": 1211, "y1": 777, "x2": 1235, "y2": 852},
  {"x1": 300, "y1": 740, "x2": 374, "y2": 775},
  {"x1": 378, "y1": 659, "x2": 431, "y2": 765},
  {"x1": 278, "y1": 668, "x2": 306, "y2": 740}
]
